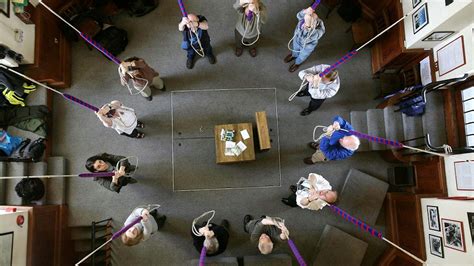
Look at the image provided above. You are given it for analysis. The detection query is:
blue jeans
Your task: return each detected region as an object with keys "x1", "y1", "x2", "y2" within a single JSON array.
[{"x1": 292, "y1": 40, "x2": 315, "y2": 65}]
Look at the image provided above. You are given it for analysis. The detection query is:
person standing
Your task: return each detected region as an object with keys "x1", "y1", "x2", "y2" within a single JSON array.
[
  {"x1": 233, "y1": 0, "x2": 267, "y2": 57},
  {"x1": 304, "y1": 115, "x2": 360, "y2": 164},
  {"x1": 285, "y1": 7, "x2": 325, "y2": 72},
  {"x1": 179, "y1": 13, "x2": 216, "y2": 69},
  {"x1": 281, "y1": 173, "x2": 337, "y2": 209},
  {"x1": 118, "y1": 57, "x2": 166, "y2": 101},
  {"x1": 243, "y1": 215, "x2": 288, "y2": 254},
  {"x1": 296, "y1": 64, "x2": 340, "y2": 116},
  {"x1": 96, "y1": 100, "x2": 145, "y2": 139},
  {"x1": 191, "y1": 220, "x2": 230, "y2": 256},
  {"x1": 121, "y1": 207, "x2": 166, "y2": 246},
  {"x1": 85, "y1": 153, "x2": 137, "y2": 193}
]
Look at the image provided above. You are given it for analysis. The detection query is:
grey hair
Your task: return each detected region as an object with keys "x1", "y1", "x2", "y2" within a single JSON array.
[
  {"x1": 258, "y1": 240, "x2": 274, "y2": 255},
  {"x1": 204, "y1": 236, "x2": 219, "y2": 255}
]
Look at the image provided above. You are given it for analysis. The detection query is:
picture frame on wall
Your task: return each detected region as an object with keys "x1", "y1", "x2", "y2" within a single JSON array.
[
  {"x1": 427, "y1": 205, "x2": 441, "y2": 231},
  {"x1": 413, "y1": 0, "x2": 422, "y2": 8},
  {"x1": 429, "y1": 234, "x2": 444, "y2": 258},
  {"x1": 413, "y1": 3, "x2": 429, "y2": 34},
  {"x1": 442, "y1": 219, "x2": 466, "y2": 252},
  {"x1": 467, "y1": 212, "x2": 474, "y2": 245},
  {"x1": 423, "y1": 31, "x2": 455, "y2": 42},
  {"x1": 0, "y1": 0, "x2": 10, "y2": 18}
]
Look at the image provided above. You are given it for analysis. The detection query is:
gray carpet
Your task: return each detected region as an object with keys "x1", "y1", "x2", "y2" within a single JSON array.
[{"x1": 51, "y1": 0, "x2": 393, "y2": 265}]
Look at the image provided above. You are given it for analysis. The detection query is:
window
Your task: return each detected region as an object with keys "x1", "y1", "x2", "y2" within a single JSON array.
[{"x1": 461, "y1": 86, "x2": 474, "y2": 146}]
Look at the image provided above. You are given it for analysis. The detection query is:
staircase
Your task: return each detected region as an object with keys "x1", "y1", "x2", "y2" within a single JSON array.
[
  {"x1": 0, "y1": 156, "x2": 68, "y2": 205},
  {"x1": 70, "y1": 218, "x2": 114, "y2": 266},
  {"x1": 349, "y1": 90, "x2": 447, "y2": 156}
]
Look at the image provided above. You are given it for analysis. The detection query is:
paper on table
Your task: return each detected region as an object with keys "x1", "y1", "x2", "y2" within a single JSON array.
[
  {"x1": 420, "y1": 56, "x2": 432, "y2": 86},
  {"x1": 240, "y1": 129, "x2": 250, "y2": 140},
  {"x1": 236, "y1": 141, "x2": 247, "y2": 151},
  {"x1": 225, "y1": 141, "x2": 236, "y2": 148}
]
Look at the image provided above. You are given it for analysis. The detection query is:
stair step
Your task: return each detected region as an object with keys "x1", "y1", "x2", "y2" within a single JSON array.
[
  {"x1": 5, "y1": 162, "x2": 27, "y2": 205},
  {"x1": 28, "y1": 162, "x2": 48, "y2": 205},
  {"x1": 422, "y1": 92, "x2": 447, "y2": 147},
  {"x1": 0, "y1": 162, "x2": 6, "y2": 204},
  {"x1": 367, "y1": 109, "x2": 387, "y2": 150},
  {"x1": 402, "y1": 114, "x2": 425, "y2": 147},
  {"x1": 350, "y1": 111, "x2": 370, "y2": 151},
  {"x1": 383, "y1": 106, "x2": 404, "y2": 147},
  {"x1": 46, "y1": 157, "x2": 67, "y2": 205}
]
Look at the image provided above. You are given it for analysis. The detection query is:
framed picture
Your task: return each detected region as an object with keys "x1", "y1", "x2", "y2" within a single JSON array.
[
  {"x1": 413, "y1": 3, "x2": 429, "y2": 34},
  {"x1": 413, "y1": 0, "x2": 422, "y2": 8},
  {"x1": 0, "y1": 0, "x2": 10, "y2": 18},
  {"x1": 429, "y1": 234, "x2": 444, "y2": 258},
  {"x1": 423, "y1": 31, "x2": 455, "y2": 42},
  {"x1": 427, "y1": 205, "x2": 441, "y2": 231},
  {"x1": 467, "y1": 212, "x2": 474, "y2": 245},
  {"x1": 442, "y1": 219, "x2": 466, "y2": 252},
  {"x1": 0, "y1": 232, "x2": 14, "y2": 266},
  {"x1": 454, "y1": 160, "x2": 474, "y2": 190}
]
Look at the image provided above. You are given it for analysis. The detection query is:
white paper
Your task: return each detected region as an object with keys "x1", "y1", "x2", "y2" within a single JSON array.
[
  {"x1": 454, "y1": 161, "x2": 474, "y2": 190},
  {"x1": 437, "y1": 37, "x2": 465, "y2": 76},
  {"x1": 236, "y1": 141, "x2": 247, "y2": 151},
  {"x1": 225, "y1": 141, "x2": 236, "y2": 148},
  {"x1": 220, "y1": 129, "x2": 225, "y2": 141},
  {"x1": 420, "y1": 56, "x2": 432, "y2": 86},
  {"x1": 240, "y1": 129, "x2": 250, "y2": 140},
  {"x1": 231, "y1": 146, "x2": 242, "y2": 156},
  {"x1": 224, "y1": 148, "x2": 234, "y2": 156}
]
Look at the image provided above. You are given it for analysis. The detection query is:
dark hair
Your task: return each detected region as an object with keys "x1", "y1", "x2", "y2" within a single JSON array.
[
  {"x1": 85, "y1": 155, "x2": 104, "y2": 172},
  {"x1": 124, "y1": 56, "x2": 140, "y2": 62}
]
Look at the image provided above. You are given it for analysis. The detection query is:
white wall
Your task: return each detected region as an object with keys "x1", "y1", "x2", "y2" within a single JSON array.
[
  {"x1": 421, "y1": 198, "x2": 474, "y2": 265},
  {"x1": 0, "y1": 3, "x2": 35, "y2": 63},
  {"x1": 402, "y1": 0, "x2": 473, "y2": 49},
  {"x1": 445, "y1": 153, "x2": 474, "y2": 197},
  {"x1": 0, "y1": 207, "x2": 30, "y2": 266}
]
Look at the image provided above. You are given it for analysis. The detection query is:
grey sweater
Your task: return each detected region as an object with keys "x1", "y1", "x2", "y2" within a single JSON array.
[
  {"x1": 124, "y1": 208, "x2": 158, "y2": 242},
  {"x1": 234, "y1": 0, "x2": 267, "y2": 39},
  {"x1": 246, "y1": 219, "x2": 285, "y2": 246}
]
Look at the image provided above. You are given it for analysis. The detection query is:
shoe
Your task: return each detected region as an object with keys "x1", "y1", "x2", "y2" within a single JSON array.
[
  {"x1": 128, "y1": 177, "x2": 138, "y2": 184},
  {"x1": 303, "y1": 157, "x2": 314, "y2": 165},
  {"x1": 296, "y1": 91, "x2": 306, "y2": 97},
  {"x1": 160, "y1": 84, "x2": 166, "y2": 91},
  {"x1": 289, "y1": 63, "x2": 300, "y2": 72},
  {"x1": 281, "y1": 198, "x2": 292, "y2": 207},
  {"x1": 208, "y1": 54, "x2": 216, "y2": 64},
  {"x1": 137, "y1": 121, "x2": 145, "y2": 129},
  {"x1": 284, "y1": 54, "x2": 295, "y2": 63},
  {"x1": 186, "y1": 58, "x2": 194, "y2": 69},
  {"x1": 157, "y1": 215, "x2": 166, "y2": 229},
  {"x1": 145, "y1": 95, "x2": 153, "y2": 101},
  {"x1": 136, "y1": 132, "x2": 145, "y2": 139},
  {"x1": 308, "y1": 142, "x2": 319, "y2": 150},
  {"x1": 300, "y1": 108, "x2": 312, "y2": 116},
  {"x1": 243, "y1": 215, "x2": 253, "y2": 233},
  {"x1": 249, "y1": 48, "x2": 257, "y2": 57},
  {"x1": 289, "y1": 185, "x2": 297, "y2": 193},
  {"x1": 235, "y1": 47, "x2": 243, "y2": 57},
  {"x1": 221, "y1": 219, "x2": 230, "y2": 230}
]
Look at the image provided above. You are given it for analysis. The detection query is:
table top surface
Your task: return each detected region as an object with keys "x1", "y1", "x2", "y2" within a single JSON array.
[{"x1": 214, "y1": 123, "x2": 255, "y2": 164}]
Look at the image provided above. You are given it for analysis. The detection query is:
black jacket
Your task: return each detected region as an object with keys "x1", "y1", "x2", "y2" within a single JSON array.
[{"x1": 191, "y1": 222, "x2": 229, "y2": 257}]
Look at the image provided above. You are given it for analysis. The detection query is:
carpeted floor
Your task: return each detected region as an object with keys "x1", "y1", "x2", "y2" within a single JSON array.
[{"x1": 51, "y1": 0, "x2": 393, "y2": 265}]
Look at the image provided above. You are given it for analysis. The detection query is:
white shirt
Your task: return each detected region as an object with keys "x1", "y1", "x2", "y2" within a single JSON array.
[
  {"x1": 296, "y1": 173, "x2": 332, "y2": 210},
  {"x1": 111, "y1": 106, "x2": 137, "y2": 135},
  {"x1": 298, "y1": 64, "x2": 340, "y2": 99}
]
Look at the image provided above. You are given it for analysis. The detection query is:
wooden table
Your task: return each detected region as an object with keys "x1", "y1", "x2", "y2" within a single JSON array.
[{"x1": 214, "y1": 123, "x2": 255, "y2": 164}]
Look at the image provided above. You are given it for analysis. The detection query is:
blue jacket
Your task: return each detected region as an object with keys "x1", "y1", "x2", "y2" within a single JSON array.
[{"x1": 319, "y1": 116, "x2": 354, "y2": 160}]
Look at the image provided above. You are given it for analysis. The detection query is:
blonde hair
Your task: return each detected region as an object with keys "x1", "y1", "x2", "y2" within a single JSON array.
[
  {"x1": 324, "y1": 70, "x2": 338, "y2": 81},
  {"x1": 204, "y1": 236, "x2": 219, "y2": 254},
  {"x1": 121, "y1": 230, "x2": 143, "y2": 246}
]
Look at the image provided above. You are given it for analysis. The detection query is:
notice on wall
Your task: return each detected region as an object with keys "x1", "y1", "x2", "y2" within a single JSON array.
[
  {"x1": 454, "y1": 161, "x2": 474, "y2": 190},
  {"x1": 437, "y1": 36, "x2": 466, "y2": 76},
  {"x1": 420, "y1": 56, "x2": 432, "y2": 85}
]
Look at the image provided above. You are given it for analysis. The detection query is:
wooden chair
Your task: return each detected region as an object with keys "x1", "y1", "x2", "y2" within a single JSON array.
[{"x1": 255, "y1": 111, "x2": 271, "y2": 150}]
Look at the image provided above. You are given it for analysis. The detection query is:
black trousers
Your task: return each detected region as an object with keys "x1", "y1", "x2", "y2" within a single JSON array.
[
  {"x1": 299, "y1": 85, "x2": 326, "y2": 112},
  {"x1": 120, "y1": 128, "x2": 139, "y2": 138},
  {"x1": 186, "y1": 40, "x2": 214, "y2": 59},
  {"x1": 282, "y1": 192, "x2": 298, "y2": 207}
]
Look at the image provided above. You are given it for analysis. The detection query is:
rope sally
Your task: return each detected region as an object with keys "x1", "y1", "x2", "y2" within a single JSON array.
[
  {"x1": 327, "y1": 205, "x2": 425, "y2": 264},
  {"x1": 199, "y1": 246, "x2": 207, "y2": 266},
  {"x1": 38, "y1": 1, "x2": 122, "y2": 65},
  {"x1": 0, "y1": 64, "x2": 99, "y2": 112},
  {"x1": 176, "y1": 0, "x2": 205, "y2": 57},
  {"x1": 271, "y1": 217, "x2": 307, "y2": 266}
]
